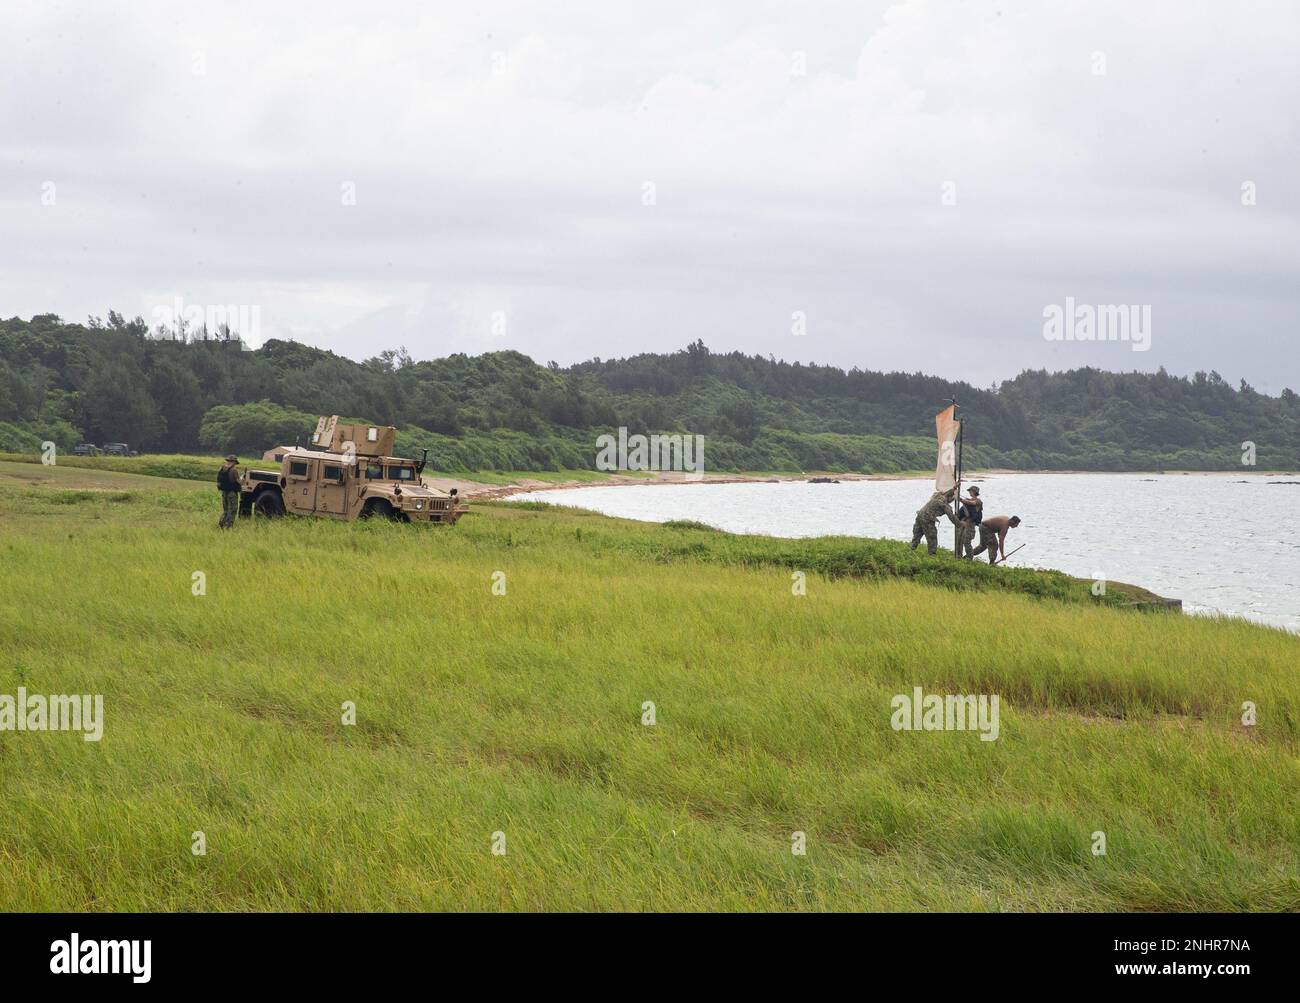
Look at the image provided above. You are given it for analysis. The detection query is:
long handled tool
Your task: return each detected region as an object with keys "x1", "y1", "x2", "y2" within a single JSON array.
[{"x1": 992, "y1": 543, "x2": 1025, "y2": 566}]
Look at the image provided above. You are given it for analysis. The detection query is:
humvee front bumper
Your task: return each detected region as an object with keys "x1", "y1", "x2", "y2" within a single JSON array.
[{"x1": 402, "y1": 499, "x2": 468, "y2": 524}]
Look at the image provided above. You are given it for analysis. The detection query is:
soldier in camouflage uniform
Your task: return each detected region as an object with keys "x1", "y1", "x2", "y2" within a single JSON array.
[
  {"x1": 954, "y1": 485, "x2": 982, "y2": 558},
  {"x1": 217, "y1": 454, "x2": 241, "y2": 529},
  {"x1": 910, "y1": 487, "x2": 956, "y2": 555}
]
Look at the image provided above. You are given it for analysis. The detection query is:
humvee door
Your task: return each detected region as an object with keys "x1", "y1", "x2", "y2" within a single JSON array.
[
  {"x1": 316, "y1": 460, "x2": 349, "y2": 517},
  {"x1": 285, "y1": 457, "x2": 317, "y2": 514}
]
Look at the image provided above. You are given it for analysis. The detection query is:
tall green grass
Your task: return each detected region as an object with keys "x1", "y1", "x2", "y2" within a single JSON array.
[
  {"x1": 0, "y1": 475, "x2": 1296, "y2": 911},
  {"x1": 0, "y1": 452, "x2": 619, "y2": 487},
  {"x1": 0, "y1": 452, "x2": 251, "y2": 482}
]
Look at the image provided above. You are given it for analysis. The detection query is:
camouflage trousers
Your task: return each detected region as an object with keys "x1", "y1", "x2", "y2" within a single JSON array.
[
  {"x1": 219, "y1": 490, "x2": 239, "y2": 529},
  {"x1": 971, "y1": 524, "x2": 998, "y2": 563},
  {"x1": 955, "y1": 522, "x2": 975, "y2": 558},
  {"x1": 910, "y1": 515, "x2": 938, "y2": 554}
]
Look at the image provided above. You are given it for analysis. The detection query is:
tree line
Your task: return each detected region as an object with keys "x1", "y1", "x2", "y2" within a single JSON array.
[{"x1": 2, "y1": 312, "x2": 1297, "y2": 472}]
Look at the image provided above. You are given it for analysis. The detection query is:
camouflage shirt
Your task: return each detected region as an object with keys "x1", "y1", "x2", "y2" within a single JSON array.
[{"x1": 917, "y1": 492, "x2": 951, "y2": 521}]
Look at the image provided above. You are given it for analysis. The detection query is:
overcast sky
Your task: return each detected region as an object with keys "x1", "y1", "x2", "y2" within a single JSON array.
[{"x1": 2, "y1": 0, "x2": 1297, "y2": 390}]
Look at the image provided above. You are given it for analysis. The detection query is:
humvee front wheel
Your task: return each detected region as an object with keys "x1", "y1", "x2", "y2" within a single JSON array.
[
  {"x1": 361, "y1": 499, "x2": 402, "y2": 522},
  {"x1": 253, "y1": 491, "x2": 285, "y2": 518}
]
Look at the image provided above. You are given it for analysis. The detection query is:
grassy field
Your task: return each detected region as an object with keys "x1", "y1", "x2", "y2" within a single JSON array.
[
  {"x1": 0, "y1": 452, "x2": 627, "y2": 486},
  {"x1": 0, "y1": 451, "x2": 925, "y2": 486},
  {"x1": 0, "y1": 466, "x2": 1297, "y2": 911}
]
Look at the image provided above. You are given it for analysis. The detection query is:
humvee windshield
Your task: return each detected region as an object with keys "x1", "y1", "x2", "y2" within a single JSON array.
[{"x1": 387, "y1": 465, "x2": 415, "y2": 481}]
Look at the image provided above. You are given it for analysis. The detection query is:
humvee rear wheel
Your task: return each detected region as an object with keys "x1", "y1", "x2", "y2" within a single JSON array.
[{"x1": 253, "y1": 491, "x2": 285, "y2": 518}]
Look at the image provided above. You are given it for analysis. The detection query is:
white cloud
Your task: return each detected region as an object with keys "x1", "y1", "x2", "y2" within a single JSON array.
[{"x1": 1, "y1": 0, "x2": 1297, "y2": 389}]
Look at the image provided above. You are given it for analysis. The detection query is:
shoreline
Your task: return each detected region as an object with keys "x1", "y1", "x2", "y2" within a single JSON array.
[
  {"x1": 452, "y1": 467, "x2": 1300, "y2": 501},
  {"x1": 448, "y1": 469, "x2": 923, "y2": 501},
  {"x1": 475, "y1": 469, "x2": 1300, "y2": 627}
]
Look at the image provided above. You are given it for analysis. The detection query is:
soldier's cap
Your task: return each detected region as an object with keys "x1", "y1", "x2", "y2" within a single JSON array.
[
  {"x1": 968, "y1": 486, "x2": 979, "y2": 495},
  {"x1": 225, "y1": 454, "x2": 238, "y2": 462}
]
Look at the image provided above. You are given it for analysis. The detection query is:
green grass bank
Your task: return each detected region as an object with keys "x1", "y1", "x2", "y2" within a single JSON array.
[{"x1": 0, "y1": 468, "x2": 1296, "y2": 910}]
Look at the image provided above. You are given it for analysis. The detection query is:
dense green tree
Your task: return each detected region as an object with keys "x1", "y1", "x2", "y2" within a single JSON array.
[
  {"x1": 79, "y1": 360, "x2": 165, "y2": 447},
  {"x1": 2, "y1": 314, "x2": 1297, "y2": 471},
  {"x1": 149, "y1": 358, "x2": 204, "y2": 452},
  {"x1": 198, "y1": 400, "x2": 316, "y2": 454}
]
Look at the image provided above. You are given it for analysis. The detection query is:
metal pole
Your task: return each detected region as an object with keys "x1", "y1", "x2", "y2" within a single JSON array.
[
  {"x1": 993, "y1": 543, "x2": 1025, "y2": 566},
  {"x1": 954, "y1": 415, "x2": 964, "y2": 556},
  {"x1": 956, "y1": 418, "x2": 964, "y2": 491}
]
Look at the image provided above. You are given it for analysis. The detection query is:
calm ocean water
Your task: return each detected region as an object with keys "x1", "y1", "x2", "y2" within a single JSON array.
[{"x1": 516, "y1": 473, "x2": 1300, "y2": 632}]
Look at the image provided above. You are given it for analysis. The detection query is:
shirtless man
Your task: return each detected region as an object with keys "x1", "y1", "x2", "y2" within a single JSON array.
[{"x1": 972, "y1": 515, "x2": 1020, "y2": 564}]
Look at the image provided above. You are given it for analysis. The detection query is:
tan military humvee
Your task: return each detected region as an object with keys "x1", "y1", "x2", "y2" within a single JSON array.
[{"x1": 237, "y1": 415, "x2": 467, "y2": 525}]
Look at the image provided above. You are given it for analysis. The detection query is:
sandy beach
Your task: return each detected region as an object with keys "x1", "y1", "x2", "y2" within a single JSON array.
[{"x1": 443, "y1": 467, "x2": 1300, "y2": 501}]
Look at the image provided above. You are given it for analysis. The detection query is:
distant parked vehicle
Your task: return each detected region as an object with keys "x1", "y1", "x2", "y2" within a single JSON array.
[
  {"x1": 102, "y1": 443, "x2": 138, "y2": 457},
  {"x1": 72, "y1": 443, "x2": 102, "y2": 456}
]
